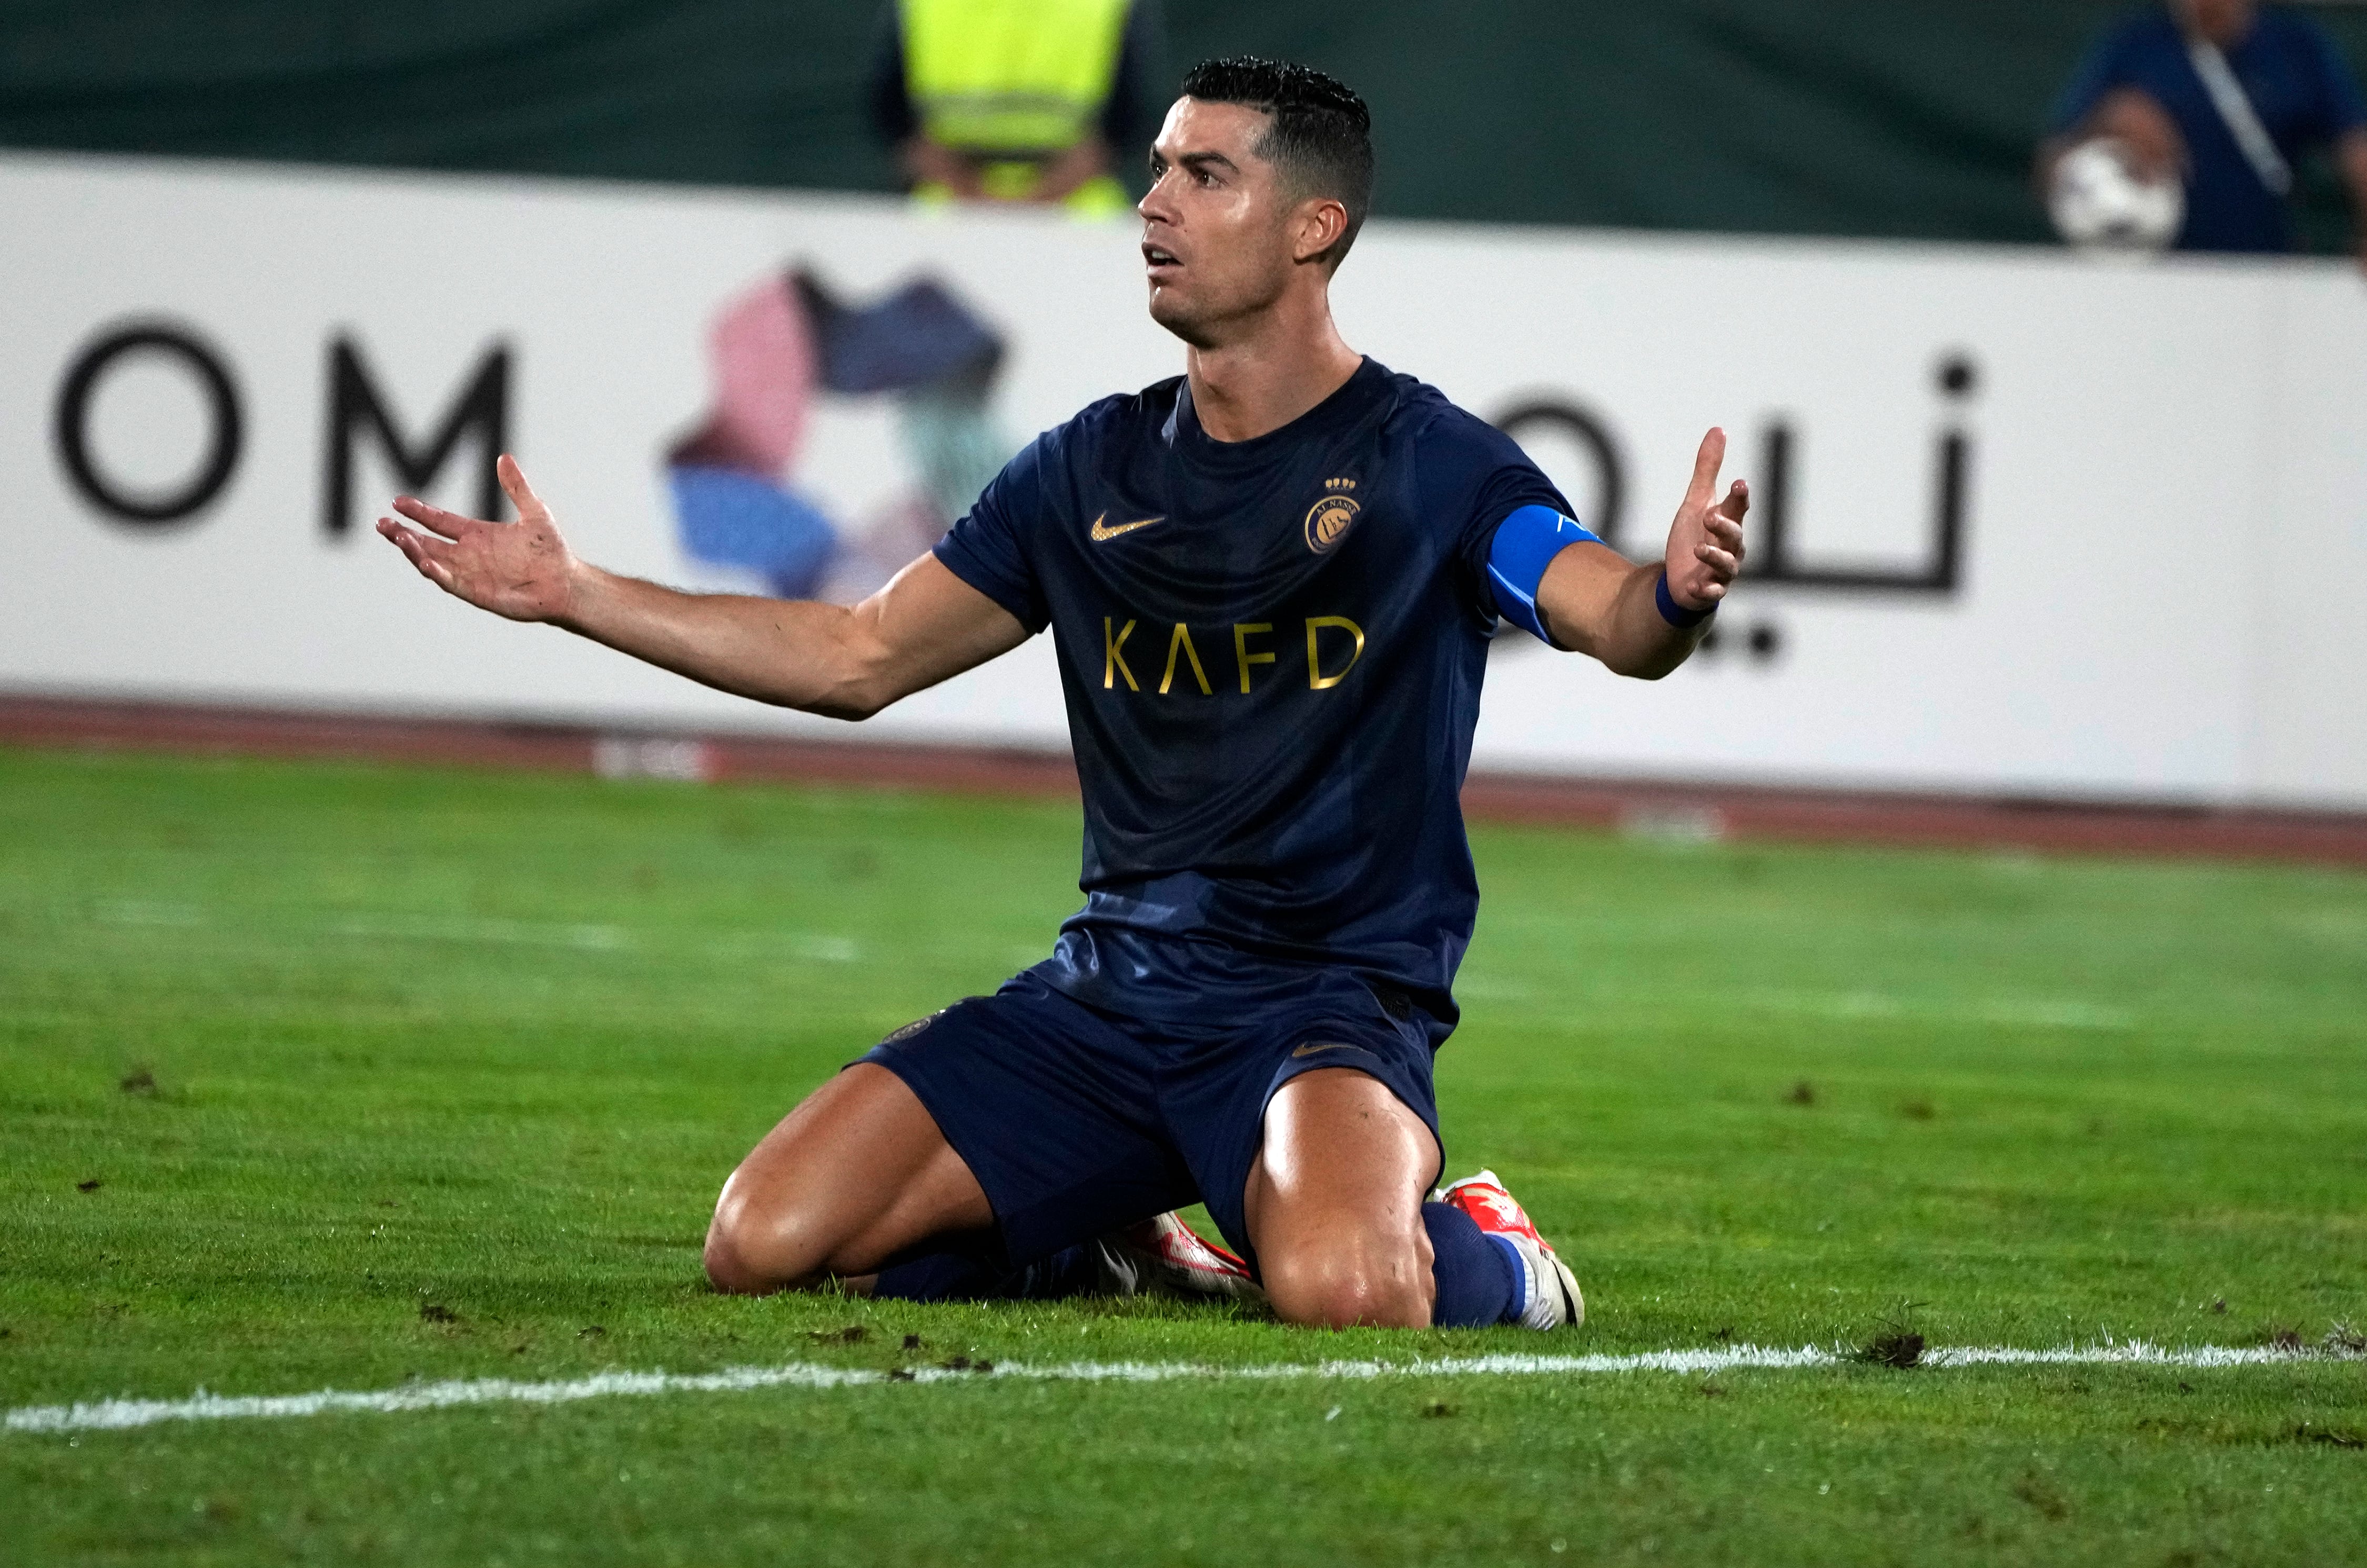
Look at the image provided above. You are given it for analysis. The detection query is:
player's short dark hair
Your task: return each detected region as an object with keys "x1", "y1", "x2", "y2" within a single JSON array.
[{"x1": 1177, "y1": 57, "x2": 1374, "y2": 269}]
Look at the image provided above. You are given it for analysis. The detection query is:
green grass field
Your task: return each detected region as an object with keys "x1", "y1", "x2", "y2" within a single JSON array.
[{"x1": 4, "y1": 744, "x2": 2364, "y2": 1565}]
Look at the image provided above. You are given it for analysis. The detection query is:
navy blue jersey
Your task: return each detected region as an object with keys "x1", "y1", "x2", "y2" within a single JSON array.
[{"x1": 934, "y1": 358, "x2": 1567, "y2": 1035}]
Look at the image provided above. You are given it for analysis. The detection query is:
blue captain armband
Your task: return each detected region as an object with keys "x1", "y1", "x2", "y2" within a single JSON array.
[{"x1": 1485, "y1": 504, "x2": 1602, "y2": 648}]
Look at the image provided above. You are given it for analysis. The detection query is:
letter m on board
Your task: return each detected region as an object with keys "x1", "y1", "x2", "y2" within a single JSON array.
[{"x1": 321, "y1": 336, "x2": 511, "y2": 535}]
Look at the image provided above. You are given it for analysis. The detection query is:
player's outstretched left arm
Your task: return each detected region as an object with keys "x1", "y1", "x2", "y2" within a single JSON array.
[{"x1": 1533, "y1": 428, "x2": 1747, "y2": 680}]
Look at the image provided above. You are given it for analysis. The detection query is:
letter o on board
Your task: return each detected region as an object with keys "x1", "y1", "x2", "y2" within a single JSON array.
[{"x1": 54, "y1": 323, "x2": 245, "y2": 527}]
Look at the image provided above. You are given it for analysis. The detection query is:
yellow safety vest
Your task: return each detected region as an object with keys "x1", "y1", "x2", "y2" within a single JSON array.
[{"x1": 901, "y1": 0, "x2": 1131, "y2": 156}]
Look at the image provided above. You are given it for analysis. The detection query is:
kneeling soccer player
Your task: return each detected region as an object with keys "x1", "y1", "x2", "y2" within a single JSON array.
[{"x1": 379, "y1": 57, "x2": 1746, "y2": 1330}]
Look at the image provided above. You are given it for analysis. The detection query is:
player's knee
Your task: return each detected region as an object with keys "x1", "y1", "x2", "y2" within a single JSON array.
[
  {"x1": 1262, "y1": 1234, "x2": 1433, "y2": 1330},
  {"x1": 703, "y1": 1178, "x2": 833, "y2": 1296},
  {"x1": 702, "y1": 1220, "x2": 761, "y2": 1295},
  {"x1": 701, "y1": 1193, "x2": 769, "y2": 1295}
]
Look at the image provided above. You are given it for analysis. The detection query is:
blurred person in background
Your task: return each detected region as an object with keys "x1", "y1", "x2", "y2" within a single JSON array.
[
  {"x1": 869, "y1": 0, "x2": 1166, "y2": 216},
  {"x1": 2038, "y1": 0, "x2": 2367, "y2": 261}
]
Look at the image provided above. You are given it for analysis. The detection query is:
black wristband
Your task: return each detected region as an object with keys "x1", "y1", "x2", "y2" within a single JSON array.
[{"x1": 1655, "y1": 570, "x2": 1714, "y2": 628}]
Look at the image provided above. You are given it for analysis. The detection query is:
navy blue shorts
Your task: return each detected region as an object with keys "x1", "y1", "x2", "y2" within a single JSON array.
[{"x1": 858, "y1": 968, "x2": 1442, "y2": 1272}]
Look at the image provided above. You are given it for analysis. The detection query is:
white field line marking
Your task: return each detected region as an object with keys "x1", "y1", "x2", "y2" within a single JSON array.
[
  {"x1": 326, "y1": 915, "x2": 632, "y2": 952},
  {"x1": 1742, "y1": 988, "x2": 2136, "y2": 1031},
  {"x1": 6, "y1": 1342, "x2": 2349, "y2": 1436},
  {"x1": 87, "y1": 902, "x2": 865, "y2": 963}
]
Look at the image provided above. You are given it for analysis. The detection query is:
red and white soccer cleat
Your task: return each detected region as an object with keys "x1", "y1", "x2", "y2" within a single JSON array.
[
  {"x1": 1437, "y1": 1169, "x2": 1585, "y2": 1331},
  {"x1": 1096, "y1": 1212, "x2": 1267, "y2": 1303}
]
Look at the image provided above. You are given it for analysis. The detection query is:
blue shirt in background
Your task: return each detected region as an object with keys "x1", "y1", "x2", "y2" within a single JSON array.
[{"x1": 2050, "y1": 4, "x2": 2367, "y2": 252}]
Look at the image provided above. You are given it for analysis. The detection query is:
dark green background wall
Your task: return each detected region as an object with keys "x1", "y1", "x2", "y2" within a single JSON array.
[{"x1": 4, "y1": 2, "x2": 2362, "y2": 250}]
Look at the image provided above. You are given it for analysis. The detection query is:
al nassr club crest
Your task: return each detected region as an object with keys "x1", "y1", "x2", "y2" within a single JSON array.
[{"x1": 1304, "y1": 478, "x2": 1359, "y2": 554}]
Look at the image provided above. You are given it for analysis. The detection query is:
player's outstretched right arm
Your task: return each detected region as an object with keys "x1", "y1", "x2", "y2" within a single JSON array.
[{"x1": 376, "y1": 455, "x2": 1029, "y2": 721}]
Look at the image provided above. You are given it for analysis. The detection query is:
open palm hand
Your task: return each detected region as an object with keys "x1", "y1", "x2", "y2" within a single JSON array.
[{"x1": 375, "y1": 455, "x2": 575, "y2": 624}]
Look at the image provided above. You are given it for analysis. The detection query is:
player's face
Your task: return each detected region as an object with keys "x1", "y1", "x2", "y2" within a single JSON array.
[{"x1": 1138, "y1": 98, "x2": 1301, "y2": 345}]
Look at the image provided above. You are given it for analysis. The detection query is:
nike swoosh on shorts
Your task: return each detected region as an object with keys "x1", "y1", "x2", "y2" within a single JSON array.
[{"x1": 1290, "y1": 1041, "x2": 1358, "y2": 1058}]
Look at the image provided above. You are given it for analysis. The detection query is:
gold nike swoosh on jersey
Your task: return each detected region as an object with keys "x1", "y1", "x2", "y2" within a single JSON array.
[
  {"x1": 1088, "y1": 512, "x2": 1166, "y2": 542},
  {"x1": 1291, "y1": 1041, "x2": 1358, "y2": 1058}
]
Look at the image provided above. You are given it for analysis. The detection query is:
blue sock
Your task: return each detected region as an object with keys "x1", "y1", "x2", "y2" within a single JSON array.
[
  {"x1": 1422, "y1": 1201, "x2": 1521, "y2": 1327},
  {"x1": 872, "y1": 1241, "x2": 1102, "y2": 1302}
]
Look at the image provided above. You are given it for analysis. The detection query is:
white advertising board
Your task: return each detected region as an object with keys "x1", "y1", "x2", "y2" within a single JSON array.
[{"x1": 3, "y1": 152, "x2": 2362, "y2": 806}]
